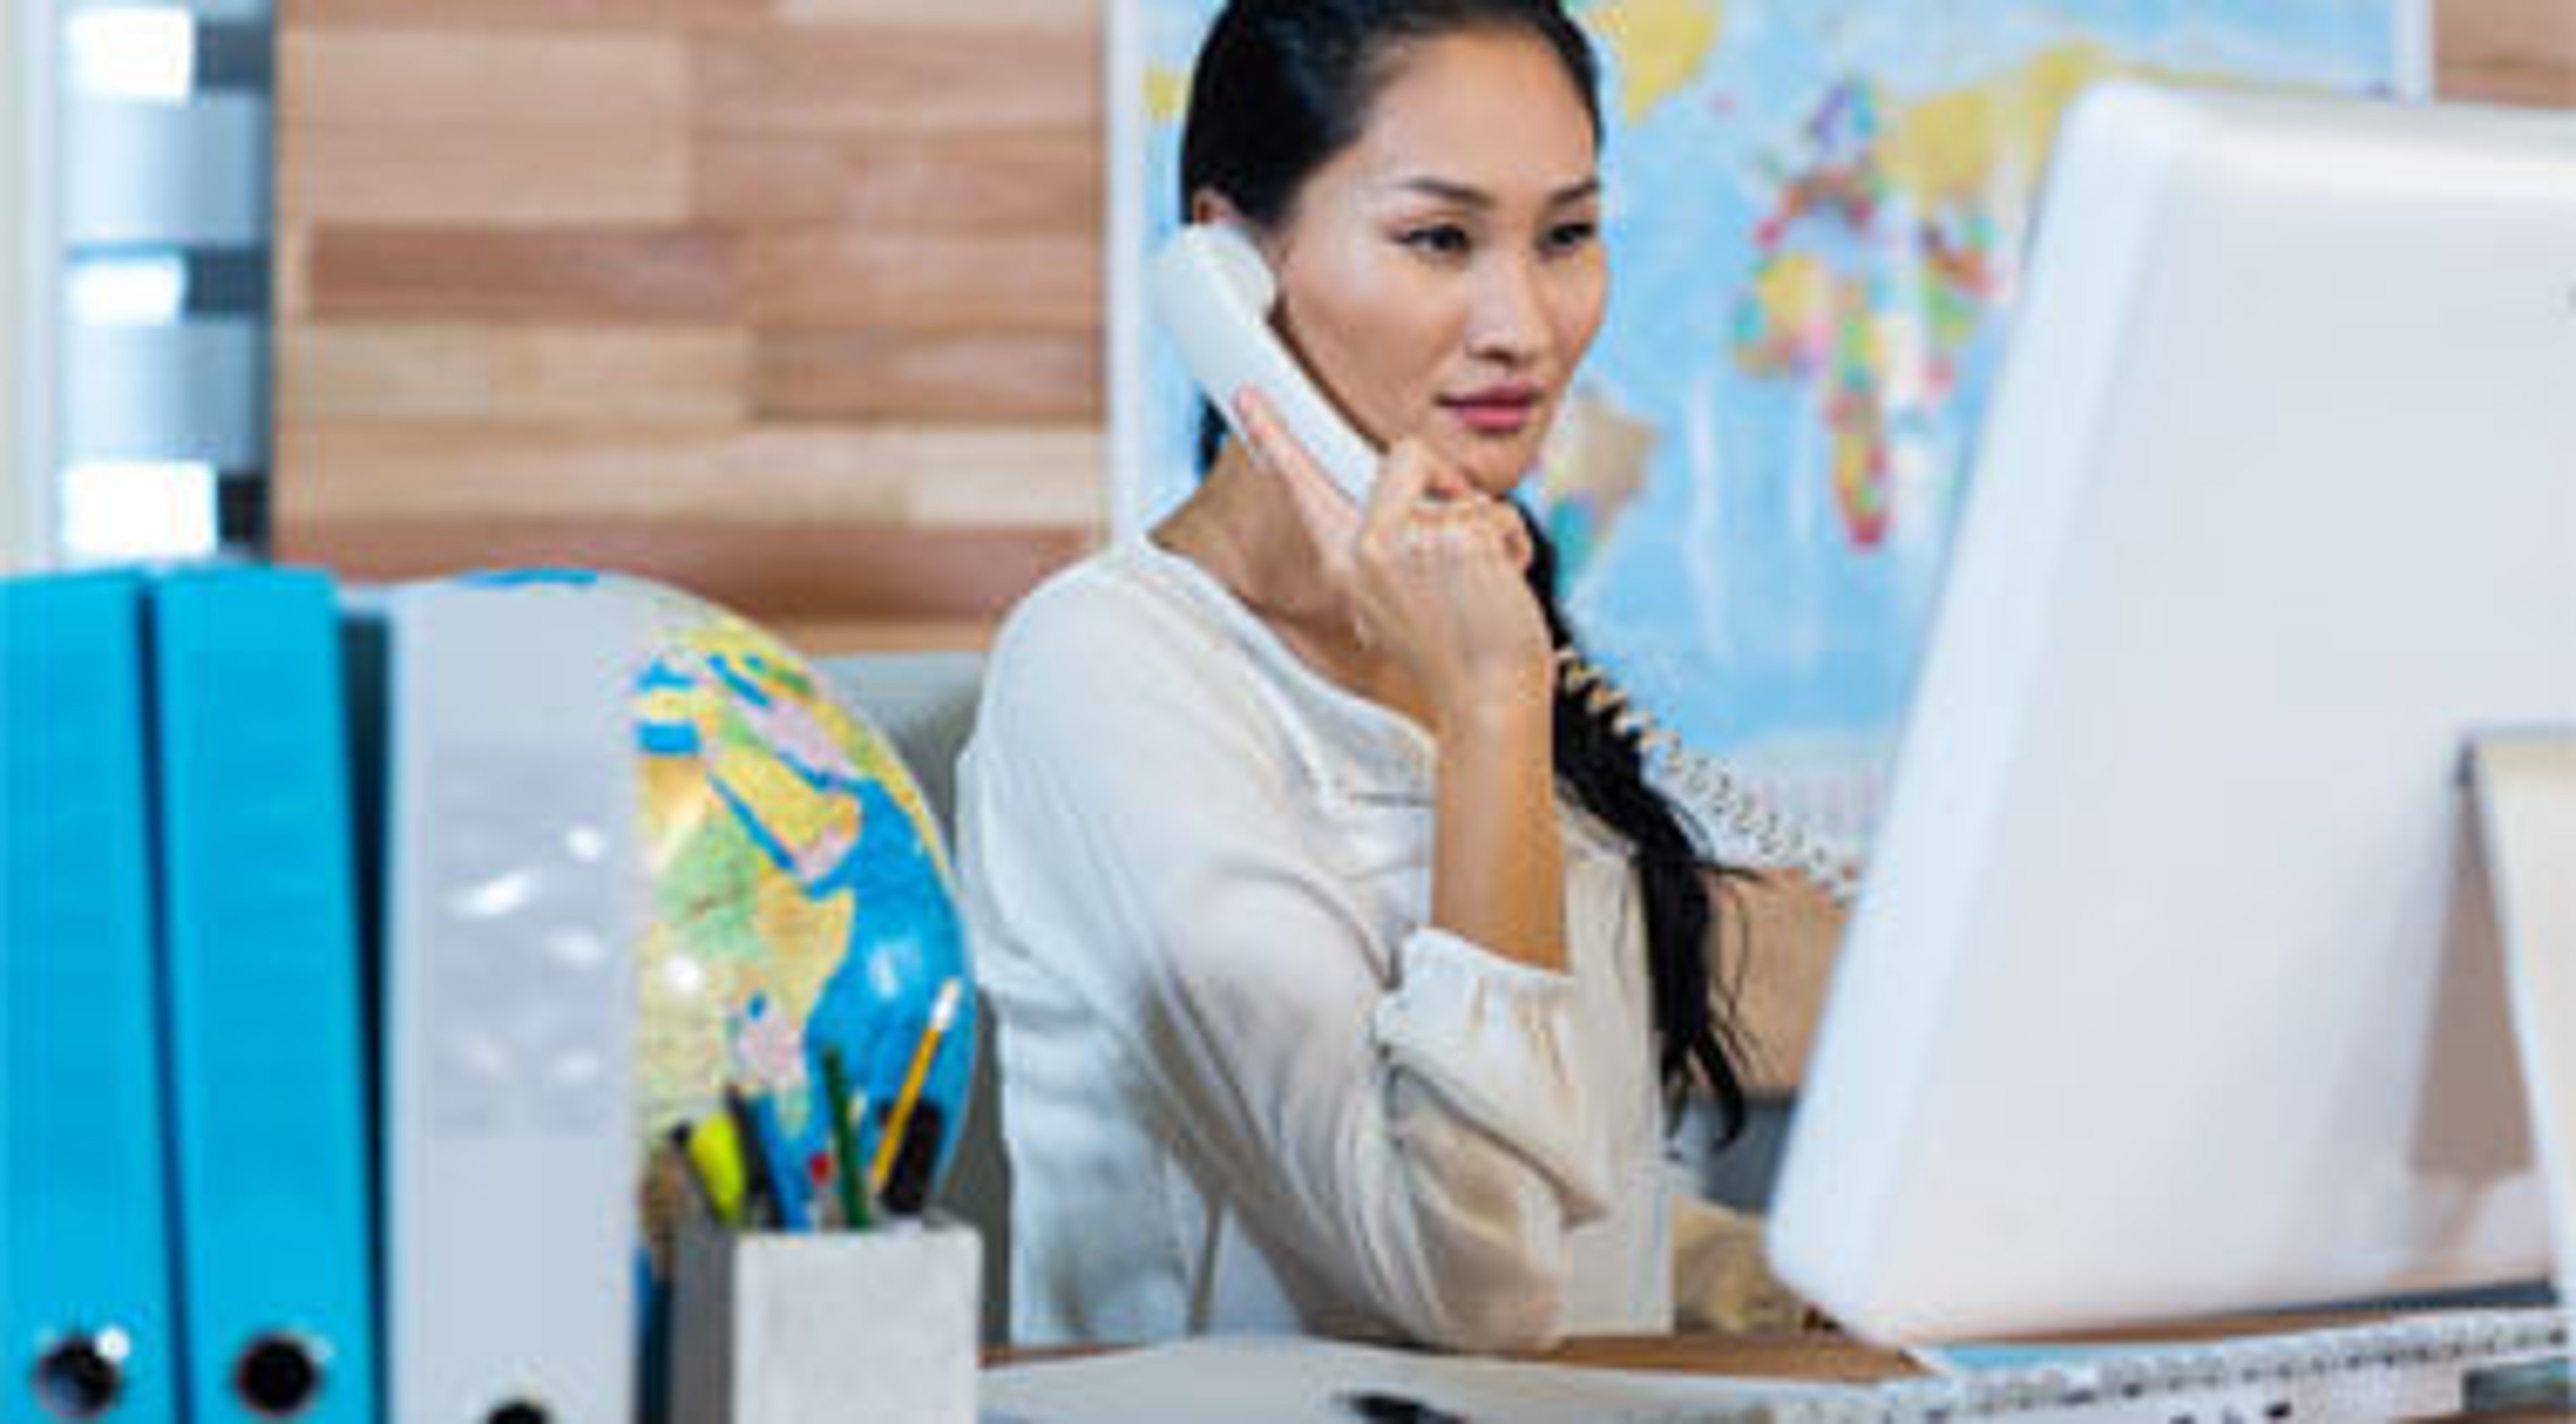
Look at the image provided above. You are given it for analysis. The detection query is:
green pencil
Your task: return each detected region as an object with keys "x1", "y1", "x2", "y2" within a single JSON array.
[{"x1": 820, "y1": 1046, "x2": 871, "y2": 1230}]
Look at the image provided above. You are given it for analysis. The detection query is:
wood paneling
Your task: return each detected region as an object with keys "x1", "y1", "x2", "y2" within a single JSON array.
[
  {"x1": 279, "y1": 325, "x2": 751, "y2": 423},
  {"x1": 691, "y1": 131, "x2": 1102, "y2": 231},
  {"x1": 309, "y1": 227, "x2": 742, "y2": 323},
  {"x1": 274, "y1": 5, "x2": 1106, "y2": 643},
  {"x1": 277, "y1": 423, "x2": 1104, "y2": 526},
  {"x1": 284, "y1": 128, "x2": 692, "y2": 226},
  {"x1": 692, "y1": 26, "x2": 1097, "y2": 137},
  {"x1": 741, "y1": 230, "x2": 1097, "y2": 332},
  {"x1": 280, "y1": 30, "x2": 691, "y2": 128},
  {"x1": 753, "y1": 329, "x2": 1101, "y2": 423},
  {"x1": 2436, "y1": 0, "x2": 2576, "y2": 106},
  {"x1": 288, "y1": 519, "x2": 1086, "y2": 622},
  {"x1": 280, "y1": 0, "x2": 766, "y2": 28}
]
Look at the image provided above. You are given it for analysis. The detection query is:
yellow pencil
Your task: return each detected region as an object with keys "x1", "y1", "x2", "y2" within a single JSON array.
[{"x1": 868, "y1": 978, "x2": 965, "y2": 1200}]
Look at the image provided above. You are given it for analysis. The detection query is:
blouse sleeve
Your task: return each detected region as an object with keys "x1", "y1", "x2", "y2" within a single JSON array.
[{"x1": 961, "y1": 576, "x2": 1615, "y2": 1350}]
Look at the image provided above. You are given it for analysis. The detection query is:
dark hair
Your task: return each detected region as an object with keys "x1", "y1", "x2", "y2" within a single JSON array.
[{"x1": 1178, "y1": 0, "x2": 1756, "y2": 1139}]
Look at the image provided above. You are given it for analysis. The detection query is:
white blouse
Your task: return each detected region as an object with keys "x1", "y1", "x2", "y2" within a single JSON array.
[{"x1": 957, "y1": 538, "x2": 1778, "y2": 1351}]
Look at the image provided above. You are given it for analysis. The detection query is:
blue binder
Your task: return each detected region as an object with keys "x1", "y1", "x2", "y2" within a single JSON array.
[
  {"x1": 1, "y1": 572, "x2": 182, "y2": 1423},
  {"x1": 150, "y1": 568, "x2": 379, "y2": 1424}
]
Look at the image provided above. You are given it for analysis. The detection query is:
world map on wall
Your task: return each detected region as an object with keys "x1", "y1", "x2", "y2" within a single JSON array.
[{"x1": 1118, "y1": 0, "x2": 2404, "y2": 857}]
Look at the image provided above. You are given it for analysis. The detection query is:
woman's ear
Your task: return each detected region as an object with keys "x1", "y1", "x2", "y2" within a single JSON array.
[
  {"x1": 1187, "y1": 188, "x2": 1248, "y2": 229},
  {"x1": 1189, "y1": 189, "x2": 1288, "y2": 274}
]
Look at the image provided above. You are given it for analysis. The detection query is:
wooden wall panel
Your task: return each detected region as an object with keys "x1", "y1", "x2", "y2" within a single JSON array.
[
  {"x1": 285, "y1": 129, "x2": 692, "y2": 227},
  {"x1": 274, "y1": 2, "x2": 1107, "y2": 650},
  {"x1": 272, "y1": 0, "x2": 2567, "y2": 658},
  {"x1": 693, "y1": 132, "x2": 1102, "y2": 231},
  {"x1": 2436, "y1": 0, "x2": 2576, "y2": 105},
  {"x1": 691, "y1": 28, "x2": 1096, "y2": 137},
  {"x1": 752, "y1": 330, "x2": 1101, "y2": 423},
  {"x1": 279, "y1": 325, "x2": 751, "y2": 424},
  {"x1": 278, "y1": 424, "x2": 1103, "y2": 527},
  {"x1": 280, "y1": 30, "x2": 692, "y2": 128},
  {"x1": 308, "y1": 227, "x2": 742, "y2": 324}
]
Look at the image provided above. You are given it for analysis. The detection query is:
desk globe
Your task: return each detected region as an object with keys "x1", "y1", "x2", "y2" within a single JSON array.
[{"x1": 468, "y1": 571, "x2": 975, "y2": 1247}]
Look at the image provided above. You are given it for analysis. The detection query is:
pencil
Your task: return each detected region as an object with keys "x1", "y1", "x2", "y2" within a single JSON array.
[{"x1": 867, "y1": 978, "x2": 964, "y2": 1200}]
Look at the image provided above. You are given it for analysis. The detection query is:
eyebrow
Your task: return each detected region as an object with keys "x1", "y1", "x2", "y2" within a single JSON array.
[{"x1": 1388, "y1": 175, "x2": 1602, "y2": 208}]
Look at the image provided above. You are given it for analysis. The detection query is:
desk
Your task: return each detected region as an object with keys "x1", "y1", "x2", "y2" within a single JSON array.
[
  {"x1": 992, "y1": 1327, "x2": 1913, "y2": 1381},
  {"x1": 1535, "y1": 1329, "x2": 1911, "y2": 1383},
  {"x1": 990, "y1": 1317, "x2": 2572, "y2": 1421}
]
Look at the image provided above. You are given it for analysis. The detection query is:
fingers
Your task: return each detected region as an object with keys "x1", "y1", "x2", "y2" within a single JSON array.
[
  {"x1": 1383, "y1": 493, "x2": 1530, "y2": 571},
  {"x1": 1233, "y1": 387, "x2": 1529, "y2": 579},
  {"x1": 1236, "y1": 389, "x2": 1363, "y2": 513},
  {"x1": 1358, "y1": 435, "x2": 1438, "y2": 546},
  {"x1": 1235, "y1": 388, "x2": 1364, "y2": 553},
  {"x1": 1496, "y1": 502, "x2": 1535, "y2": 573}
]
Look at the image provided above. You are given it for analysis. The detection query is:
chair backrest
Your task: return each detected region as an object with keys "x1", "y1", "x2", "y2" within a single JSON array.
[{"x1": 817, "y1": 652, "x2": 1014, "y2": 1344}]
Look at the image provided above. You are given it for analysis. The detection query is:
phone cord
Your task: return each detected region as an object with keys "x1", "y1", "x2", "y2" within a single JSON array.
[{"x1": 1556, "y1": 648, "x2": 1865, "y2": 908}]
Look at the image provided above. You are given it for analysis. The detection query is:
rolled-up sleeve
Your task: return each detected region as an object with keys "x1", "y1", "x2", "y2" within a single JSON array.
[{"x1": 963, "y1": 574, "x2": 1613, "y2": 1351}]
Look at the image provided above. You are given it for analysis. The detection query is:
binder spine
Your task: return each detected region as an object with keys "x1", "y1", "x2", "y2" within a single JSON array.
[
  {"x1": 2, "y1": 574, "x2": 182, "y2": 1424},
  {"x1": 152, "y1": 568, "x2": 378, "y2": 1423},
  {"x1": 385, "y1": 584, "x2": 640, "y2": 1424}
]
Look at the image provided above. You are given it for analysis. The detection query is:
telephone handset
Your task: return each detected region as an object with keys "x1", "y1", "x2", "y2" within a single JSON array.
[
  {"x1": 1148, "y1": 223, "x2": 1381, "y2": 507},
  {"x1": 1147, "y1": 221, "x2": 1866, "y2": 905}
]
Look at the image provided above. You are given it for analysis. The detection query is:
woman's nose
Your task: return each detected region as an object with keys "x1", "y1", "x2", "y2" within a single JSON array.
[{"x1": 1464, "y1": 254, "x2": 1550, "y2": 362}]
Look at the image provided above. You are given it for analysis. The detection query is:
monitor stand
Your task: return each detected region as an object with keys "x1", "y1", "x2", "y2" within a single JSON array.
[{"x1": 2466, "y1": 730, "x2": 2576, "y2": 1310}]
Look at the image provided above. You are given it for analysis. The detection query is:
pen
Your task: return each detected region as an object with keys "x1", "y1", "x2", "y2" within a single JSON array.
[
  {"x1": 743, "y1": 1089, "x2": 810, "y2": 1232},
  {"x1": 868, "y1": 978, "x2": 964, "y2": 1199},
  {"x1": 1336, "y1": 1389, "x2": 1468, "y2": 1424},
  {"x1": 819, "y1": 1046, "x2": 871, "y2": 1230},
  {"x1": 878, "y1": 1102, "x2": 945, "y2": 1218}
]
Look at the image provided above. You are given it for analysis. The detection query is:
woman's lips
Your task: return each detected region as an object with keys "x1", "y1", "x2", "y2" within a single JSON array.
[{"x1": 1440, "y1": 387, "x2": 1542, "y2": 436}]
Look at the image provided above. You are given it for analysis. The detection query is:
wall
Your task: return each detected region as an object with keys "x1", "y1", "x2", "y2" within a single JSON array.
[
  {"x1": 2, "y1": 0, "x2": 33, "y2": 572},
  {"x1": 270, "y1": 0, "x2": 1106, "y2": 651},
  {"x1": 267, "y1": 0, "x2": 2573, "y2": 654},
  {"x1": 2437, "y1": 0, "x2": 2576, "y2": 105}
]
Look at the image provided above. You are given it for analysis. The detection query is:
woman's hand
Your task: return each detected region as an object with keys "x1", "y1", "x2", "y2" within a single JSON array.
[
  {"x1": 1238, "y1": 387, "x2": 1566, "y2": 970},
  {"x1": 1236, "y1": 389, "x2": 1552, "y2": 728}
]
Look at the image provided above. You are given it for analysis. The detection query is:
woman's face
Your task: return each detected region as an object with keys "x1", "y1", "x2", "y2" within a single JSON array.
[{"x1": 1257, "y1": 29, "x2": 1607, "y2": 499}]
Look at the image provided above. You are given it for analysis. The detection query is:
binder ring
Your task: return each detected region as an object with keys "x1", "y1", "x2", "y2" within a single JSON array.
[
  {"x1": 30, "y1": 1328, "x2": 130, "y2": 1421},
  {"x1": 231, "y1": 1330, "x2": 327, "y2": 1419}
]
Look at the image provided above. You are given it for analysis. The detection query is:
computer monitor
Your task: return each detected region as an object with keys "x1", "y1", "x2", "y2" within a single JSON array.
[{"x1": 1764, "y1": 81, "x2": 2576, "y2": 1344}]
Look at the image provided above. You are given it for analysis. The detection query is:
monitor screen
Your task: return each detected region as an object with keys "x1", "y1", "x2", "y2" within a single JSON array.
[{"x1": 1765, "y1": 81, "x2": 2576, "y2": 1344}]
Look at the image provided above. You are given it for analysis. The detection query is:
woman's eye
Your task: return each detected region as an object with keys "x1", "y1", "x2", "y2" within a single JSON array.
[
  {"x1": 1544, "y1": 220, "x2": 1599, "y2": 254},
  {"x1": 1400, "y1": 225, "x2": 1473, "y2": 259}
]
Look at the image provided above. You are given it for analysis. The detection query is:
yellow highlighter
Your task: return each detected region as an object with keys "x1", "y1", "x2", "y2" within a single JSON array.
[
  {"x1": 867, "y1": 978, "x2": 965, "y2": 1201},
  {"x1": 683, "y1": 1111, "x2": 751, "y2": 1229}
]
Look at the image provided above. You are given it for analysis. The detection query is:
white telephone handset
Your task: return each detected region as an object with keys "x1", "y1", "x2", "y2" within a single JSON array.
[
  {"x1": 1149, "y1": 223, "x2": 1381, "y2": 507},
  {"x1": 1147, "y1": 222, "x2": 1866, "y2": 904}
]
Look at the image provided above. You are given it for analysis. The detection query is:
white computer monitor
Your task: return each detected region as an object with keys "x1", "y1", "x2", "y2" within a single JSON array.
[{"x1": 1764, "y1": 81, "x2": 2576, "y2": 1345}]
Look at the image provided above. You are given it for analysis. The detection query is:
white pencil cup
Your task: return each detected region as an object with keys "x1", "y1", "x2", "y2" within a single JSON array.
[{"x1": 670, "y1": 1215, "x2": 981, "y2": 1424}]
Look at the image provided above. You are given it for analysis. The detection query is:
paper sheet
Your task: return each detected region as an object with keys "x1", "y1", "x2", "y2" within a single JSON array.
[{"x1": 980, "y1": 1334, "x2": 1843, "y2": 1423}]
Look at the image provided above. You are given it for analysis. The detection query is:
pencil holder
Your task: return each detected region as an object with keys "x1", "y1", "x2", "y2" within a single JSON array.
[{"x1": 669, "y1": 1214, "x2": 981, "y2": 1424}]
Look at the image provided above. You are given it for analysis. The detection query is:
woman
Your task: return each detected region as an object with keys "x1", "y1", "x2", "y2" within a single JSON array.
[{"x1": 958, "y1": 0, "x2": 1801, "y2": 1350}]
